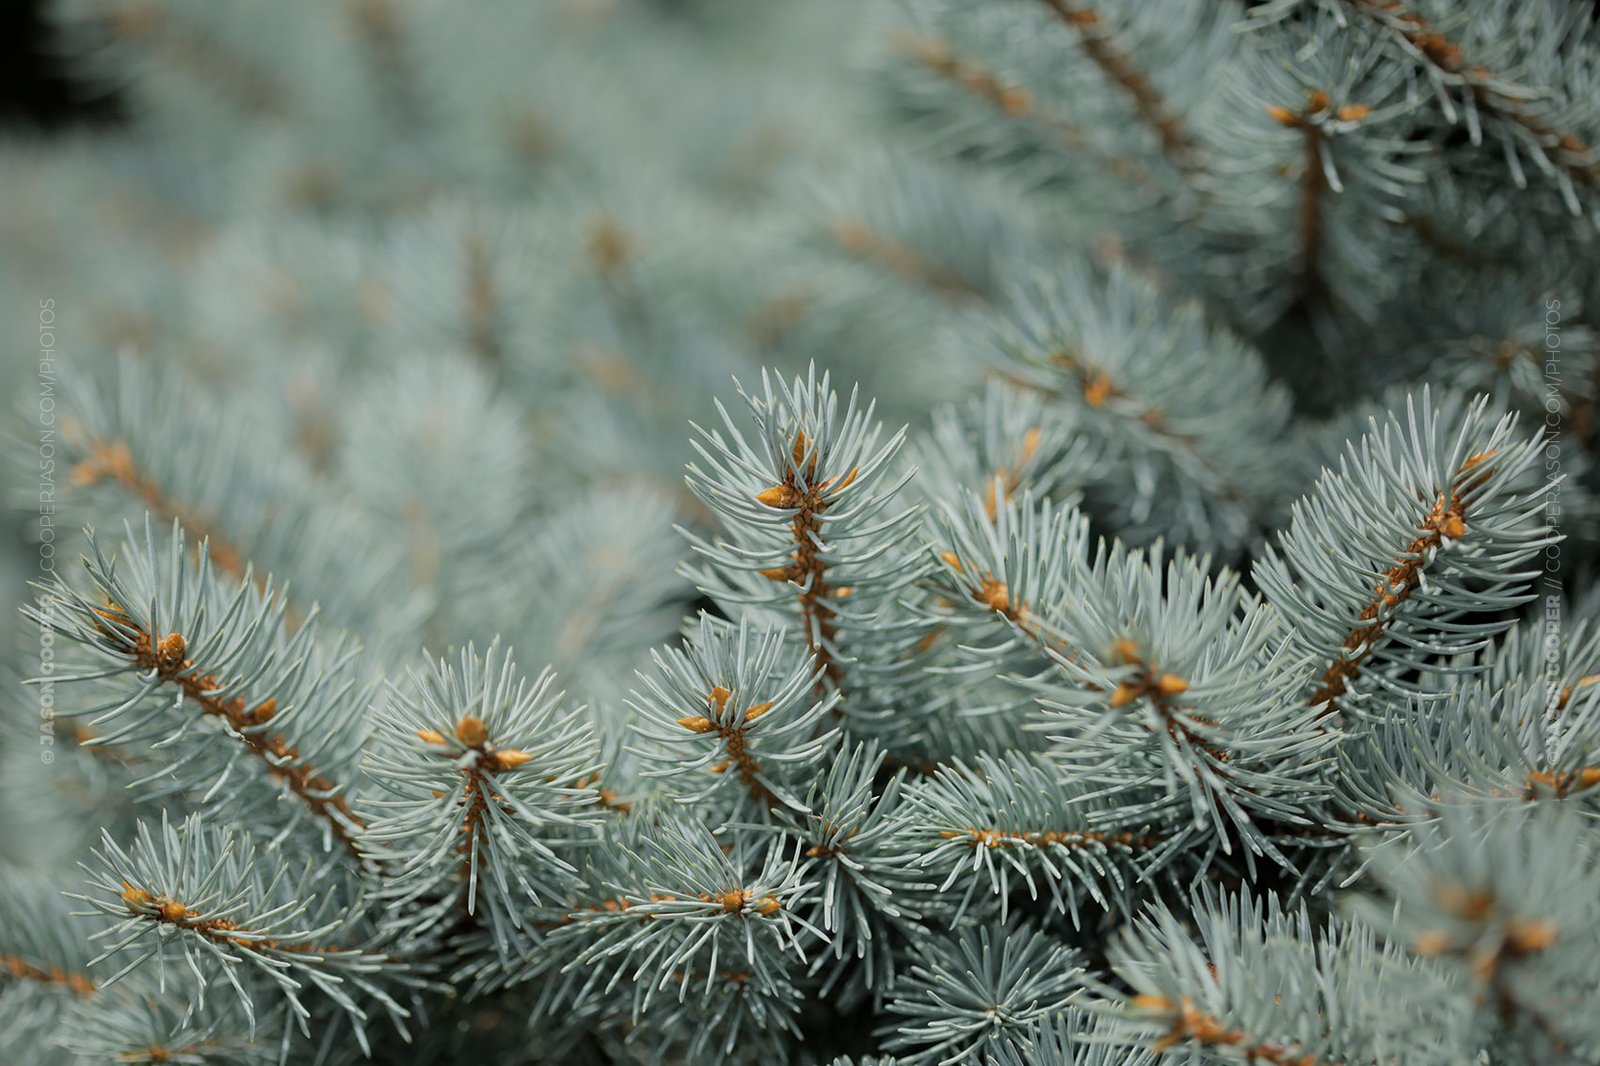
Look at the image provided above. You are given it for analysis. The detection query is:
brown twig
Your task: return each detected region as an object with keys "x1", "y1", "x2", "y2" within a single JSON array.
[
  {"x1": 91, "y1": 606, "x2": 363, "y2": 854},
  {"x1": 939, "y1": 826, "x2": 1157, "y2": 850},
  {"x1": 1342, "y1": 0, "x2": 1599, "y2": 191},
  {"x1": 756, "y1": 433, "x2": 859, "y2": 693},
  {"x1": 831, "y1": 217, "x2": 984, "y2": 302},
  {"x1": 678, "y1": 686, "x2": 776, "y2": 805},
  {"x1": 0, "y1": 953, "x2": 96, "y2": 997},
  {"x1": 415, "y1": 715, "x2": 543, "y2": 899},
  {"x1": 1310, "y1": 449, "x2": 1497, "y2": 720},
  {"x1": 894, "y1": 31, "x2": 1079, "y2": 145},
  {"x1": 69, "y1": 434, "x2": 245, "y2": 580},
  {"x1": 1038, "y1": 1, "x2": 1200, "y2": 176},
  {"x1": 463, "y1": 225, "x2": 502, "y2": 368},
  {"x1": 1133, "y1": 994, "x2": 1338, "y2": 1065},
  {"x1": 118, "y1": 881, "x2": 343, "y2": 957}
]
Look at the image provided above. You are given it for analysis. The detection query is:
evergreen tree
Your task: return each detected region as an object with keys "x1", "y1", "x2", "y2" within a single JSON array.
[{"x1": 2, "y1": 1, "x2": 1598, "y2": 1063}]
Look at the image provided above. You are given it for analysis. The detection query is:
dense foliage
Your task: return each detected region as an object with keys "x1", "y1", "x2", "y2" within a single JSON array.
[{"x1": 3, "y1": 1, "x2": 1599, "y2": 1063}]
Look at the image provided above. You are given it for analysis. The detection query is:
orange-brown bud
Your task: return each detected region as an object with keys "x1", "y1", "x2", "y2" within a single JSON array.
[
  {"x1": 455, "y1": 715, "x2": 488, "y2": 747},
  {"x1": 823, "y1": 467, "x2": 859, "y2": 495},
  {"x1": 1267, "y1": 104, "x2": 1299, "y2": 127},
  {"x1": 756, "y1": 484, "x2": 801, "y2": 508},
  {"x1": 155, "y1": 633, "x2": 187, "y2": 672},
  {"x1": 1507, "y1": 919, "x2": 1560, "y2": 953},
  {"x1": 493, "y1": 749, "x2": 534, "y2": 770},
  {"x1": 999, "y1": 86, "x2": 1033, "y2": 116},
  {"x1": 1083, "y1": 370, "x2": 1113, "y2": 408},
  {"x1": 1020, "y1": 426, "x2": 1042, "y2": 463},
  {"x1": 1155, "y1": 673, "x2": 1190, "y2": 698}
]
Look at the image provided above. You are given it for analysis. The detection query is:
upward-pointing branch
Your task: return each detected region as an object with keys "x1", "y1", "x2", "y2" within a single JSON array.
[
  {"x1": 1311, "y1": 449, "x2": 1496, "y2": 720},
  {"x1": 757, "y1": 432, "x2": 857, "y2": 692}
]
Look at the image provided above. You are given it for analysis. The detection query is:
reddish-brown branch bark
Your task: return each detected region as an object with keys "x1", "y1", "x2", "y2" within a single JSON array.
[
  {"x1": 93, "y1": 607, "x2": 363, "y2": 853},
  {"x1": 119, "y1": 881, "x2": 344, "y2": 956},
  {"x1": 0, "y1": 953, "x2": 97, "y2": 998},
  {"x1": 831, "y1": 218, "x2": 983, "y2": 302},
  {"x1": 1342, "y1": 0, "x2": 1599, "y2": 189},
  {"x1": 1038, "y1": 1, "x2": 1199, "y2": 175},
  {"x1": 70, "y1": 435, "x2": 246, "y2": 580},
  {"x1": 757, "y1": 434, "x2": 858, "y2": 693},
  {"x1": 1134, "y1": 995, "x2": 1339, "y2": 1065},
  {"x1": 1310, "y1": 450, "x2": 1496, "y2": 720}
]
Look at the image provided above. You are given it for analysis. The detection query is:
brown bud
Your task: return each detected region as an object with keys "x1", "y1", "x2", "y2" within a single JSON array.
[
  {"x1": 1506, "y1": 919, "x2": 1560, "y2": 954},
  {"x1": 1155, "y1": 673, "x2": 1190, "y2": 698},
  {"x1": 155, "y1": 633, "x2": 187, "y2": 671},
  {"x1": 833, "y1": 217, "x2": 872, "y2": 254},
  {"x1": 756, "y1": 484, "x2": 801, "y2": 508},
  {"x1": 1020, "y1": 426, "x2": 1042, "y2": 463},
  {"x1": 976, "y1": 579, "x2": 1010, "y2": 613},
  {"x1": 822, "y1": 466, "x2": 859, "y2": 495},
  {"x1": 791, "y1": 431, "x2": 811, "y2": 468},
  {"x1": 416, "y1": 728, "x2": 448, "y2": 746},
  {"x1": 493, "y1": 749, "x2": 534, "y2": 769},
  {"x1": 1000, "y1": 86, "x2": 1032, "y2": 116},
  {"x1": 1267, "y1": 104, "x2": 1299, "y2": 127},
  {"x1": 676, "y1": 715, "x2": 716, "y2": 734},
  {"x1": 1110, "y1": 638, "x2": 1141, "y2": 665},
  {"x1": 455, "y1": 715, "x2": 489, "y2": 747},
  {"x1": 1083, "y1": 370, "x2": 1113, "y2": 408},
  {"x1": 743, "y1": 701, "x2": 774, "y2": 723}
]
